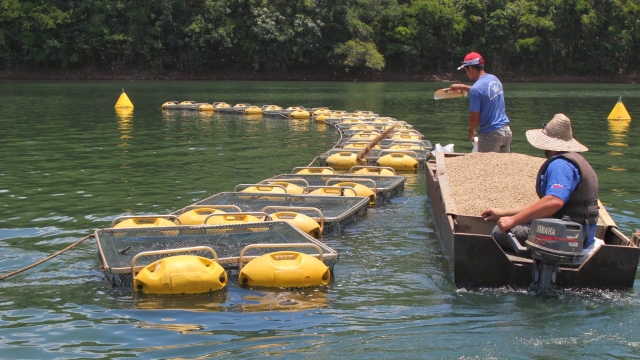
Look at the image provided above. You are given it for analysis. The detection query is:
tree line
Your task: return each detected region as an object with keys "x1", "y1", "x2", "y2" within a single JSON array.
[{"x1": 1, "y1": 0, "x2": 638, "y2": 76}]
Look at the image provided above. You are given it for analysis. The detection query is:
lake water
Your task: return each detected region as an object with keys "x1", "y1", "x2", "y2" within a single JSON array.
[{"x1": 1, "y1": 81, "x2": 639, "y2": 358}]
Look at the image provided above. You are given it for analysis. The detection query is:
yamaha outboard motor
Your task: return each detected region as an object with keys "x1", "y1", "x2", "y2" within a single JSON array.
[{"x1": 508, "y1": 217, "x2": 583, "y2": 293}]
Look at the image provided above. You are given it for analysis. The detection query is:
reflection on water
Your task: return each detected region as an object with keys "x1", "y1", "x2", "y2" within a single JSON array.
[
  {"x1": 238, "y1": 287, "x2": 328, "y2": 312},
  {"x1": 116, "y1": 108, "x2": 134, "y2": 145},
  {"x1": 607, "y1": 118, "x2": 630, "y2": 148},
  {"x1": 606, "y1": 118, "x2": 631, "y2": 171},
  {"x1": 133, "y1": 291, "x2": 229, "y2": 311}
]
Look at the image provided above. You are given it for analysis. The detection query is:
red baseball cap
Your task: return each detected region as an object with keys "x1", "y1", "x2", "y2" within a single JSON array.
[{"x1": 457, "y1": 52, "x2": 485, "y2": 70}]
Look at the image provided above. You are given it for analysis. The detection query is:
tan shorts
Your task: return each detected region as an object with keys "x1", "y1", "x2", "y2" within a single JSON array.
[{"x1": 478, "y1": 125, "x2": 512, "y2": 153}]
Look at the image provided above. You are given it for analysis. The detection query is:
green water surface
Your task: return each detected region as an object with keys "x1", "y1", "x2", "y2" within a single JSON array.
[{"x1": 1, "y1": 81, "x2": 639, "y2": 358}]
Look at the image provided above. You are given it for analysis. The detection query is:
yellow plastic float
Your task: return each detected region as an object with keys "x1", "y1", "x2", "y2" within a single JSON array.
[
  {"x1": 178, "y1": 208, "x2": 227, "y2": 225},
  {"x1": 343, "y1": 143, "x2": 381, "y2": 150},
  {"x1": 111, "y1": 216, "x2": 179, "y2": 228},
  {"x1": 244, "y1": 106, "x2": 263, "y2": 115},
  {"x1": 307, "y1": 186, "x2": 357, "y2": 197},
  {"x1": 377, "y1": 153, "x2": 419, "y2": 171},
  {"x1": 262, "y1": 206, "x2": 324, "y2": 238},
  {"x1": 238, "y1": 245, "x2": 330, "y2": 288},
  {"x1": 204, "y1": 213, "x2": 265, "y2": 225},
  {"x1": 389, "y1": 144, "x2": 425, "y2": 151},
  {"x1": 270, "y1": 212, "x2": 321, "y2": 238},
  {"x1": 353, "y1": 110, "x2": 378, "y2": 116},
  {"x1": 132, "y1": 247, "x2": 227, "y2": 294},
  {"x1": 293, "y1": 167, "x2": 336, "y2": 175},
  {"x1": 350, "y1": 166, "x2": 396, "y2": 176},
  {"x1": 115, "y1": 89, "x2": 134, "y2": 109},
  {"x1": 237, "y1": 183, "x2": 288, "y2": 194},
  {"x1": 290, "y1": 108, "x2": 311, "y2": 119},
  {"x1": 391, "y1": 134, "x2": 421, "y2": 141},
  {"x1": 260, "y1": 181, "x2": 305, "y2": 195},
  {"x1": 312, "y1": 107, "x2": 331, "y2": 117},
  {"x1": 325, "y1": 151, "x2": 360, "y2": 169},
  {"x1": 213, "y1": 102, "x2": 232, "y2": 110},
  {"x1": 349, "y1": 124, "x2": 377, "y2": 132},
  {"x1": 161, "y1": 101, "x2": 178, "y2": 109},
  {"x1": 608, "y1": 97, "x2": 632, "y2": 120},
  {"x1": 332, "y1": 182, "x2": 376, "y2": 205},
  {"x1": 350, "y1": 133, "x2": 378, "y2": 140}
]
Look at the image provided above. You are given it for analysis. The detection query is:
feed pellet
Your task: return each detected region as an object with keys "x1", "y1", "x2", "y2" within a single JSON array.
[{"x1": 444, "y1": 152, "x2": 546, "y2": 216}]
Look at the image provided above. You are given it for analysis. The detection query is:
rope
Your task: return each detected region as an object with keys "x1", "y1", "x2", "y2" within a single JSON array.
[
  {"x1": 0, "y1": 233, "x2": 94, "y2": 281},
  {"x1": 355, "y1": 124, "x2": 397, "y2": 164}
]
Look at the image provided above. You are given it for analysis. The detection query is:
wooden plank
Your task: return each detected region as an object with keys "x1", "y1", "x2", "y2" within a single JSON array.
[{"x1": 435, "y1": 152, "x2": 457, "y2": 215}]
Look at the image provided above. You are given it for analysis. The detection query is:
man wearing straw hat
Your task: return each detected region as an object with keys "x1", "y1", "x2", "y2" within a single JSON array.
[
  {"x1": 449, "y1": 52, "x2": 512, "y2": 153},
  {"x1": 481, "y1": 113, "x2": 599, "y2": 250}
]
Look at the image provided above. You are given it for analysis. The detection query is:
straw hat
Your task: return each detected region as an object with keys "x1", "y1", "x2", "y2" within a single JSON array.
[{"x1": 525, "y1": 114, "x2": 588, "y2": 152}]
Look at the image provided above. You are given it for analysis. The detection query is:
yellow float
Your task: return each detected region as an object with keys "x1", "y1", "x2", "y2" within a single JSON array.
[
  {"x1": 377, "y1": 153, "x2": 419, "y2": 171},
  {"x1": 260, "y1": 181, "x2": 305, "y2": 195},
  {"x1": 325, "y1": 151, "x2": 360, "y2": 169},
  {"x1": 389, "y1": 144, "x2": 425, "y2": 151},
  {"x1": 290, "y1": 109, "x2": 311, "y2": 119},
  {"x1": 391, "y1": 134, "x2": 421, "y2": 141},
  {"x1": 312, "y1": 107, "x2": 331, "y2": 117},
  {"x1": 351, "y1": 166, "x2": 396, "y2": 176},
  {"x1": 132, "y1": 247, "x2": 227, "y2": 294},
  {"x1": 204, "y1": 213, "x2": 265, "y2": 225},
  {"x1": 331, "y1": 182, "x2": 376, "y2": 205},
  {"x1": 238, "y1": 247, "x2": 330, "y2": 288},
  {"x1": 343, "y1": 143, "x2": 381, "y2": 150},
  {"x1": 161, "y1": 101, "x2": 178, "y2": 109},
  {"x1": 293, "y1": 167, "x2": 336, "y2": 175},
  {"x1": 262, "y1": 206, "x2": 324, "y2": 238},
  {"x1": 244, "y1": 106, "x2": 263, "y2": 115},
  {"x1": 269, "y1": 212, "x2": 322, "y2": 238},
  {"x1": 307, "y1": 186, "x2": 358, "y2": 197},
  {"x1": 353, "y1": 110, "x2": 378, "y2": 116},
  {"x1": 237, "y1": 184, "x2": 288, "y2": 194},
  {"x1": 350, "y1": 133, "x2": 378, "y2": 140},
  {"x1": 177, "y1": 207, "x2": 227, "y2": 225},
  {"x1": 349, "y1": 124, "x2": 377, "y2": 131},
  {"x1": 197, "y1": 103, "x2": 214, "y2": 111},
  {"x1": 213, "y1": 102, "x2": 232, "y2": 110},
  {"x1": 111, "y1": 216, "x2": 179, "y2": 228}
]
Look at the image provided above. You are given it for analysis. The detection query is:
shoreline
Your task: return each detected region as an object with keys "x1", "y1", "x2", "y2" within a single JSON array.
[{"x1": 1, "y1": 69, "x2": 638, "y2": 83}]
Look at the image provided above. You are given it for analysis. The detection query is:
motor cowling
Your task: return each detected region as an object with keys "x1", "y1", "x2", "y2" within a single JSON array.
[{"x1": 525, "y1": 217, "x2": 584, "y2": 263}]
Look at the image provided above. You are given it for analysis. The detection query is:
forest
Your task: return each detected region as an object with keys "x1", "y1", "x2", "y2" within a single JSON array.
[{"x1": 1, "y1": 0, "x2": 639, "y2": 78}]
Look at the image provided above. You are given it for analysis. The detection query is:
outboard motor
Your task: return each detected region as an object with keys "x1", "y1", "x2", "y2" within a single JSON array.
[{"x1": 508, "y1": 217, "x2": 583, "y2": 293}]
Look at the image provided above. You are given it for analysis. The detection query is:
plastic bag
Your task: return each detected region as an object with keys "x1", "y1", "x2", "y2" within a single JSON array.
[
  {"x1": 433, "y1": 143, "x2": 455, "y2": 155},
  {"x1": 472, "y1": 136, "x2": 478, "y2": 153}
]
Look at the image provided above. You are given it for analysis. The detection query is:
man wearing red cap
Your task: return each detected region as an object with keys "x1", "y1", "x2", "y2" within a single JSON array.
[{"x1": 449, "y1": 52, "x2": 512, "y2": 152}]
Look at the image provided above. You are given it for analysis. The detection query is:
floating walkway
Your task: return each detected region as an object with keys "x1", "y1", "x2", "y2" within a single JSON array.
[{"x1": 97, "y1": 103, "x2": 431, "y2": 294}]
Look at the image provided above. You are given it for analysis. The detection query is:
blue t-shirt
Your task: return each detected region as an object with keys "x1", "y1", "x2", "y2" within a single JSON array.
[
  {"x1": 538, "y1": 158, "x2": 596, "y2": 247},
  {"x1": 469, "y1": 74, "x2": 510, "y2": 133}
]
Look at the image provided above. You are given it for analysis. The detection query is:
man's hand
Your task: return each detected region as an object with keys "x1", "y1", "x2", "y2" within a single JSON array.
[
  {"x1": 496, "y1": 216, "x2": 517, "y2": 233},
  {"x1": 481, "y1": 208, "x2": 504, "y2": 221},
  {"x1": 468, "y1": 130, "x2": 475, "y2": 142}
]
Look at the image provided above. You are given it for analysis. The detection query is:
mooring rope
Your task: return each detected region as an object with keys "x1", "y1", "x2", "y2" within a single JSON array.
[{"x1": 0, "y1": 233, "x2": 94, "y2": 281}]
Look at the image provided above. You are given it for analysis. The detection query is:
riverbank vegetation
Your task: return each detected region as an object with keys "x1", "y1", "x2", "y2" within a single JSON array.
[{"x1": 1, "y1": 0, "x2": 639, "y2": 81}]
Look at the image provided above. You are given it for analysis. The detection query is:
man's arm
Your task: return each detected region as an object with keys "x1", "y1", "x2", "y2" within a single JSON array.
[
  {"x1": 449, "y1": 84, "x2": 471, "y2": 92},
  {"x1": 495, "y1": 195, "x2": 565, "y2": 233},
  {"x1": 468, "y1": 111, "x2": 480, "y2": 141}
]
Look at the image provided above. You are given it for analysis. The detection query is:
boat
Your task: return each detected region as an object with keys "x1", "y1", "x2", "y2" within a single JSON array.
[
  {"x1": 162, "y1": 101, "x2": 214, "y2": 111},
  {"x1": 425, "y1": 151, "x2": 640, "y2": 289}
]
